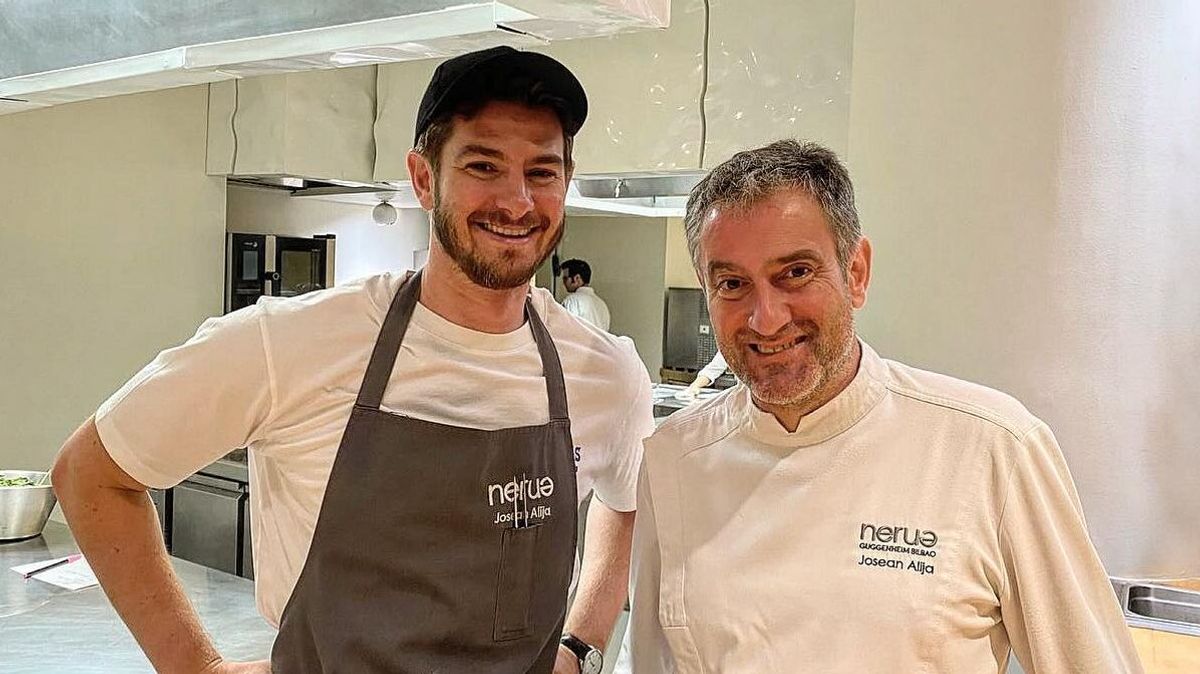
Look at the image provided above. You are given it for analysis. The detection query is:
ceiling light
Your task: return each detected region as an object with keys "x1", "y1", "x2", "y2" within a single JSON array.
[{"x1": 373, "y1": 200, "x2": 398, "y2": 227}]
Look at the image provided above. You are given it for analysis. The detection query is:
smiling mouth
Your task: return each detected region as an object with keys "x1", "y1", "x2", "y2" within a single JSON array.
[
  {"x1": 750, "y1": 335, "x2": 807, "y2": 355},
  {"x1": 473, "y1": 220, "x2": 538, "y2": 239}
]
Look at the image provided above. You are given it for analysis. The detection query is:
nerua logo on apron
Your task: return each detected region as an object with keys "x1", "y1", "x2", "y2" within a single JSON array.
[{"x1": 489, "y1": 473, "x2": 557, "y2": 526}]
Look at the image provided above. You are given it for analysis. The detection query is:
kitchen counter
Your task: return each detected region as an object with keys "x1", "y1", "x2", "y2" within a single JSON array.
[
  {"x1": 651, "y1": 382, "x2": 726, "y2": 419},
  {"x1": 0, "y1": 521, "x2": 275, "y2": 673},
  {"x1": 1132, "y1": 626, "x2": 1200, "y2": 673},
  {"x1": 4, "y1": 527, "x2": 1194, "y2": 674}
]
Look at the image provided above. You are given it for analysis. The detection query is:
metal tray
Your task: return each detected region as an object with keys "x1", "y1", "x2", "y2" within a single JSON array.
[{"x1": 1112, "y1": 577, "x2": 1200, "y2": 637}]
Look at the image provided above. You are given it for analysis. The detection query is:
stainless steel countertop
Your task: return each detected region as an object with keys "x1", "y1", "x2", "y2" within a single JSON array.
[
  {"x1": 0, "y1": 521, "x2": 275, "y2": 672},
  {"x1": 651, "y1": 383, "x2": 726, "y2": 419}
]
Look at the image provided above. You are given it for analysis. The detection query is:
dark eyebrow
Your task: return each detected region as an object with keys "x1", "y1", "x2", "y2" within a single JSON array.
[
  {"x1": 456, "y1": 144, "x2": 505, "y2": 160},
  {"x1": 706, "y1": 260, "x2": 743, "y2": 278},
  {"x1": 705, "y1": 249, "x2": 823, "y2": 278},
  {"x1": 529, "y1": 153, "x2": 564, "y2": 167},
  {"x1": 455, "y1": 145, "x2": 563, "y2": 168},
  {"x1": 770, "y1": 250, "x2": 823, "y2": 266}
]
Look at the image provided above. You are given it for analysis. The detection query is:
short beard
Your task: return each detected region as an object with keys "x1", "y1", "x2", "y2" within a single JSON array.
[
  {"x1": 431, "y1": 191, "x2": 562, "y2": 290},
  {"x1": 720, "y1": 294, "x2": 858, "y2": 411}
]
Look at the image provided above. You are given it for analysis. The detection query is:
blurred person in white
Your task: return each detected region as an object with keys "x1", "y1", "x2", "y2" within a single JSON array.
[
  {"x1": 628, "y1": 139, "x2": 1141, "y2": 673},
  {"x1": 675, "y1": 350, "x2": 731, "y2": 401},
  {"x1": 560, "y1": 258, "x2": 611, "y2": 332}
]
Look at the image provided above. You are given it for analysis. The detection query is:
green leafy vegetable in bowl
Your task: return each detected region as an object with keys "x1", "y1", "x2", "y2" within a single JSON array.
[{"x1": 0, "y1": 475, "x2": 36, "y2": 487}]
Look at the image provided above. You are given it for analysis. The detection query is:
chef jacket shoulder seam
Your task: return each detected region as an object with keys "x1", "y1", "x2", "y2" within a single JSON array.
[
  {"x1": 652, "y1": 398, "x2": 720, "y2": 435},
  {"x1": 882, "y1": 383, "x2": 1038, "y2": 441},
  {"x1": 677, "y1": 423, "x2": 742, "y2": 459},
  {"x1": 652, "y1": 401, "x2": 741, "y2": 457}
]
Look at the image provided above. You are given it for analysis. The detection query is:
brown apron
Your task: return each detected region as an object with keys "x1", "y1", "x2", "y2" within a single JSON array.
[{"x1": 272, "y1": 270, "x2": 578, "y2": 673}]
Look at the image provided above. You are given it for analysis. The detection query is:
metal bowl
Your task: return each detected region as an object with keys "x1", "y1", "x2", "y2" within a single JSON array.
[{"x1": 0, "y1": 470, "x2": 57, "y2": 542}]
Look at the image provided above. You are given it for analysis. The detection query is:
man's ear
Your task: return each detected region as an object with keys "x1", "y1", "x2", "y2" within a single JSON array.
[
  {"x1": 406, "y1": 150, "x2": 436, "y2": 211},
  {"x1": 848, "y1": 236, "x2": 872, "y2": 310}
]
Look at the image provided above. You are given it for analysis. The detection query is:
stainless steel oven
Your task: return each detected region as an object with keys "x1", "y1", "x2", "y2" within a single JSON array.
[
  {"x1": 662, "y1": 287, "x2": 737, "y2": 387},
  {"x1": 225, "y1": 233, "x2": 335, "y2": 313},
  {"x1": 172, "y1": 473, "x2": 249, "y2": 577}
]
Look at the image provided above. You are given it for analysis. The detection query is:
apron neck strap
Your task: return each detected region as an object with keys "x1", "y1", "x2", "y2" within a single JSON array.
[
  {"x1": 356, "y1": 270, "x2": 422, "y2": 410},
  {"x1": 526, "y1": 296, "x2": 570, "y2": 423},
  {"x1": 357, "y1": 271, "x2": 571, "y2": 423}
]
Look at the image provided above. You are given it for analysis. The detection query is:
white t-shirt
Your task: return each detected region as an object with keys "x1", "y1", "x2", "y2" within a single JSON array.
[
  {"x1": 95, "y1": 272, "x2": 654, "y2": 627},
  {"x1": 562, "y1": 286, "x2": 611, "y2": 332},
  {"x1": 630, "y1": 342, "x2": 1140, "y2": 673}
]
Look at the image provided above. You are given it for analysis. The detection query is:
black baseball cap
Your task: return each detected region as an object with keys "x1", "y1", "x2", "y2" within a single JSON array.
[{"x1": 413, "y1": 46, "x2": 588, "y2": 145}]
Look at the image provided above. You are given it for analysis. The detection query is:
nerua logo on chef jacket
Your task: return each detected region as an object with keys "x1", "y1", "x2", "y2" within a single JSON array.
[
  {"x1": 855, "y1": 522, "x2": 939, "y2": 576},
  {"x1": 487, "y1": 474, "x2": 555, "y2": 526}
]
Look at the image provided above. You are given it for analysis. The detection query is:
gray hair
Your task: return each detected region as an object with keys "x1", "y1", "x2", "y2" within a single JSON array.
[{"x1": 684, "y1": 139, "x2": 861, "y2": 274}]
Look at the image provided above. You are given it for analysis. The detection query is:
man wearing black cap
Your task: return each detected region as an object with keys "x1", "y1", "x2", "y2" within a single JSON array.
[{"x1": 53, "y1": 47, "x2": 652, "y2": 674}]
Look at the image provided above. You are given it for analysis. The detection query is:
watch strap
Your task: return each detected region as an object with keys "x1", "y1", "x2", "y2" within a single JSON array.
[{"x1": 560, "y1": 633, "x2": 600, "y2": 667}]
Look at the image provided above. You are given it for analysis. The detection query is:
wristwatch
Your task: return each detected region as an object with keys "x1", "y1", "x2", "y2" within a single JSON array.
[{"x1": 560, "y1": 633, "x2": 603, "y2": 674}]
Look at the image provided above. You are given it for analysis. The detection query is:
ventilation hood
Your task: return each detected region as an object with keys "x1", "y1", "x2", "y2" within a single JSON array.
[
  {"x1": 566, "y1": 173, "x2": 701, "y2": 217},
  {"x1": 226, "y1": 175, "x2": 397, "y2": 198},
  {"x1": 0, "y1": 0, "x2": 668, "y2": 115},
  {"x1": 234, "y1": 171, "x2": 703, "y2": 218}
]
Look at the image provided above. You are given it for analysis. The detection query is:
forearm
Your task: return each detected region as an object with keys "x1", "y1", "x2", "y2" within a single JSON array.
[
  {"x1": 53, "y1": 418, "x2": 221, "y2": 674},
  {"x1": 564, "y1": 499, "x2": 635, "y2": 648}
]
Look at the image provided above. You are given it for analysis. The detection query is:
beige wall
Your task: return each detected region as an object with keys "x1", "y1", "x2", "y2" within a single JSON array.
[
  {"x1": 701, "y1": 0, "x2": 854, "y2": 165},
  {"x1": 664, "y1": 217, "x2": 701, "y2": 290},
  {"x1": 538, "y1": 216, "x2": 668, "y2": 380},
  {"x1": 0, "y1": 86, "x2": 226, "y2": 471},
  {"x1": 848, "y1": 0, "x2": 1200, "y2": 577},
  {"x1": 226, "y1": 188, "x2": 430, "y2": 284}
]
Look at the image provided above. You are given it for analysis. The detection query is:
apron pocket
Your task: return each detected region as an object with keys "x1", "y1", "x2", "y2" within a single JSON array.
[{"x1": 493, "y1": 524, "x2": 541, "y2": 641}]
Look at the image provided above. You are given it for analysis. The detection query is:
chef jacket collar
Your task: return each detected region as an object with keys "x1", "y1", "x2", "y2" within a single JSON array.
[{"x1": 741, "y1": 339, "x2": 887, "y2": 447}]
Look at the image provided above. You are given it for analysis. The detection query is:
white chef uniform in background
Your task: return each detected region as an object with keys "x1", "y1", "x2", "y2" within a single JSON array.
[{"x1": 563, "y1": 286, "x2": 611, "y2": 332}]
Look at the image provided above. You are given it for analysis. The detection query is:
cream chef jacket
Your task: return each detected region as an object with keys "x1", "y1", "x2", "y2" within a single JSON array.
[
  {"x1": 629, "y1": 341, "x2": 1141, "y2": 673},
  {"x1": 562, "y1": 286, "x2": 611, "y2": 332}
]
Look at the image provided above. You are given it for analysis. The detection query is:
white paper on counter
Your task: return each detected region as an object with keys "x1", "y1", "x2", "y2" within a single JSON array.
[
  {"x1": 10, "y1": 556, "x2": 98, "y2": 591},
  {"x1": 10, "y1": 555, "x2": 71, "y2": 576}
]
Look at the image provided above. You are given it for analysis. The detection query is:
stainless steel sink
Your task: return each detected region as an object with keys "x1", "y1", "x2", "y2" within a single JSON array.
[{"x1": 1112, "y1": 577, "x2": 1200, "y2": 637}]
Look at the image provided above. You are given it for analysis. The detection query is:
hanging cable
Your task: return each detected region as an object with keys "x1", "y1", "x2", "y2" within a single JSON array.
[
  {"x1": 697, "y1": 0, "x2": 712, "y2": 169},
  {"x1": 230, "y1": 78, "x2": 240, "y2": 173}
]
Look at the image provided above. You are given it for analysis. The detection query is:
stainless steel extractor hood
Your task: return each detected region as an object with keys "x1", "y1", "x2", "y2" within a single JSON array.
[
  {"x1": 0, "y1": 0, "x2": 669, "y2": 115},
  {"x1": 227, "y1": 174, "x2": 396, "y2": 198},
  {"x1": 271, "y1": 171, "x2": 705, "y2": 218},
  {"x1": 566, "y1": 172, "x2": 702, "y2": 217}
]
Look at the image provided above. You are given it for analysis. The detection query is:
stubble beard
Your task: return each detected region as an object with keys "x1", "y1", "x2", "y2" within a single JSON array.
[
  {"x1": 720, "y1": 292, "x2": 858, "y2": 412},
  {"x1": 431, "y1": 192, "x2": 563, "y2": 291}
]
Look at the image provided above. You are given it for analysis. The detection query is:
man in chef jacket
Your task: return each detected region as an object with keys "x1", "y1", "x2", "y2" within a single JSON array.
[
  {"x1": 52, "y1": 47, "x2": 650, "y2": 674},
  {"x1": 628, "y1": 139, "x2": 1142, "y2": 673}
]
